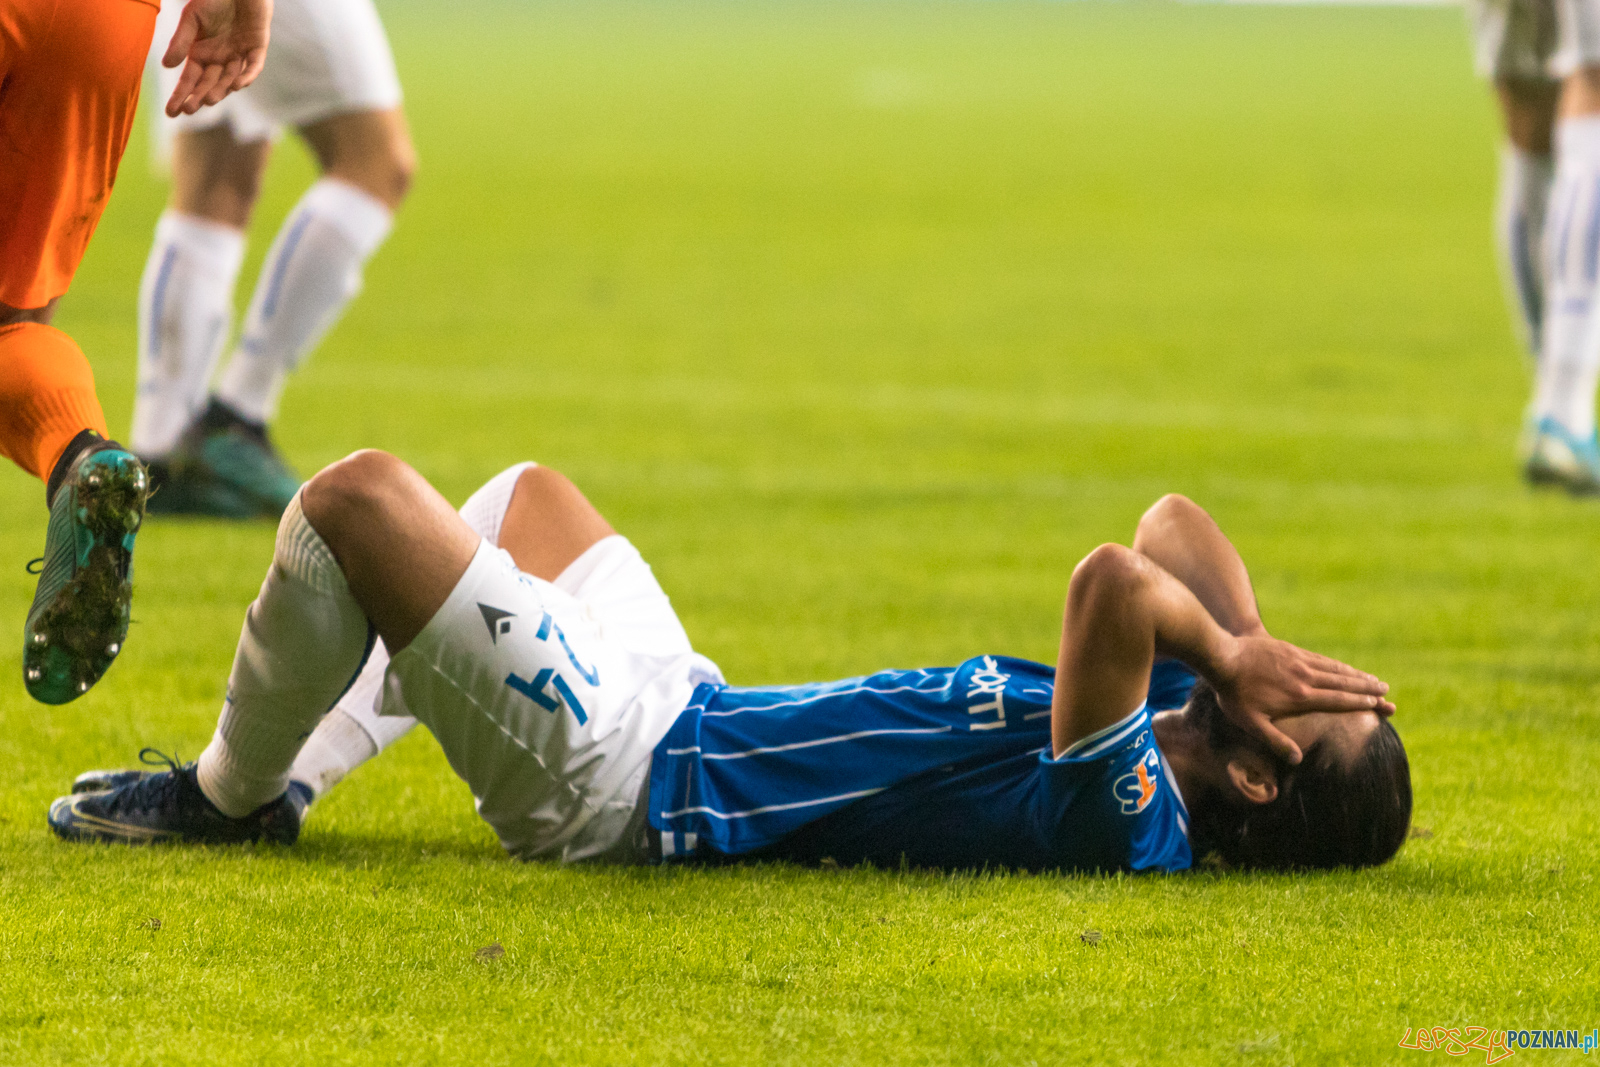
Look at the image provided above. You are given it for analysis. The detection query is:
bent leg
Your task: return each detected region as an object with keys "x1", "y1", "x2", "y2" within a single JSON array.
[
  {"x1": 300, "y1": 450, "x2": 478, "y2": 652},
  {"x1": 131, "y1": 129, "x2": 264, "y2": 458},
  {"x1": 213, "y1": 110, "x2": 412, "y2": 425},
  {"x1": 287, "y1": 461, "x2": 566, "y2": 797}
]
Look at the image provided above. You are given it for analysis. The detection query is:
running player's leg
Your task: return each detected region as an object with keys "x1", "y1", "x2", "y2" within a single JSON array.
[
  {"x1": 134, "y1": 0, "x2": 411, "y2": 519},
  {"x1": 0, "y1": 0, "x2": 156, "y2": 703},
  {"x1": 1528, "y1": 0, "x2": 1600, "y2": 489},
  {"x1": 203, "y1": 0, "x2": 411, "y2": 515},
  {"x1": 1468, "y1": 0, "x2": 1560, "y2": 360},
  {"x1": 131, "y1": 124, "x2": 266, "y2": 512},
  {"x1": 1495, "y1": 79, "x2": 1558, "y2": 360},
  {"x1": 210, "y1": 108, "x2": 413, "y2": 438}
]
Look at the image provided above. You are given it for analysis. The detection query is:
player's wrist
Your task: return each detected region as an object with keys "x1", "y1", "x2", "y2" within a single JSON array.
[{"x1": 1202, "y1": 631, "x2": 1245, "y2": 692}]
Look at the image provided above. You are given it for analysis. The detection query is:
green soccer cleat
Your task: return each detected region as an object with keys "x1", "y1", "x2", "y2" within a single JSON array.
[
  {"x1": 143, "y1": 457, "x2": 263, "y2": 520},
  {"x1": 145, "y1": 399, "x2": 300, "y2": 520},
  {"x1": 23, "y1": 447, "x2": 148, "y2": 704},
  {"x1": 49, "y1": 750, "x2": 305, "y2": 846}
]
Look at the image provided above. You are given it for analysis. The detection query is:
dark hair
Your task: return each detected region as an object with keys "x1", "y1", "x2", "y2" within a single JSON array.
[{"x1": 1185, "y1": 681, "x2": 1412, "y2": 871}]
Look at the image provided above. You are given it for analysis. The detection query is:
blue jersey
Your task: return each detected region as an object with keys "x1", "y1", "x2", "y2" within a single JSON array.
[{"x1": 647, "y1": 657, "x2": 1195, "y2": 873}]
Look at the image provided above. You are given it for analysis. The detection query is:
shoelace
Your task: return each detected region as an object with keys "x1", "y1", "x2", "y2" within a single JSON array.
[
  {"x1": 101, "y1": 749, "x2": 186, "y2": 817},
  {"x1": 24, "y1": 558, "x2": 42, "y2": 575}
]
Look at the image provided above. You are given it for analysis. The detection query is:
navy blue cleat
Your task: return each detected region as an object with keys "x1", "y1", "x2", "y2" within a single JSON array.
[
  {"x1": 50, "y1": 750, "x2": 307, "y2": 845},
  {"x1": 71, "y1": 761, "x2": 315, "y2": 808}
]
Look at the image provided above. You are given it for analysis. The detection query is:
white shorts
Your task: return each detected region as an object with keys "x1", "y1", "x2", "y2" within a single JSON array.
[
  {"x1": 1468, "y1": 0, "x2": 1600, "y2": 82},
  {"x1": 149, "y1": 0, "x2": 402, "y2": 144},
  {"x1": 332, "y1": 464, "x2": 723, "y2": 863}
]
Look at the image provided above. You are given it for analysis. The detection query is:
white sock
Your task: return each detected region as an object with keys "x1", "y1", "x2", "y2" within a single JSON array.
[
  {"x1": 1497, "y1": 144, "x2": 1554, "y2": 358},
  {"x1": 1537, "y1": 117, "x2": 1600, "y2": 440},
  {"x1": 196, "y1": 491, "x2": 375, "y2": 817},
  {"x1": 214, "y1": 178, "x2": 393, "y2": 423},
  {"x1": 131, "y1": 212, "x2": 246, "y2": 456}
]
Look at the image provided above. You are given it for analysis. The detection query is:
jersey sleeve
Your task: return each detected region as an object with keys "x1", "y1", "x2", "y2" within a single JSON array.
[{"x1": 1033, "y1": 705, "x2": 1192, "y2": 873}]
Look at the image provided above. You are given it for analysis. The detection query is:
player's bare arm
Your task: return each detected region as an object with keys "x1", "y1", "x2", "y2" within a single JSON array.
[
  {"x1": 162, "y1": 0, "x2": 273, "y2": 117},
  {"x1": 1050, "y1": 501, "x2": 1392, "y2": 764}
]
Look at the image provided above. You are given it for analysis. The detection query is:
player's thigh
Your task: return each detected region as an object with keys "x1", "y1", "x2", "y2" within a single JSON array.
[
  {"x1": 1496, "y1": 78, "x2": 1560, "y2": 154},
  {"x1": 169, "y1": 127, "x2": 273, "y2": 227},
  {"x1": 1555, "y1": 0, "x2": 1600, "y2": 81},
  {"x1": 1471, "y1": 0, "x2": 1560, "y2": 81},
  {"x1": 248, "y1": 0, "x2": 402, "y2": 131},
  {"x1": 0, "y1": 0, "x2": 155, "y2": 308},
  {"x1": 384, "y1": 544, "x2": 646, "y2": 857},
  {"x1": 498, "y1": 466, "x2": 616, "y2": 583}
]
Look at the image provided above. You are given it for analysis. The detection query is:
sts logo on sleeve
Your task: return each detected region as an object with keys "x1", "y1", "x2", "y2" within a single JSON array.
[{"x1": 1113, "y1": 748, "x2": 1161, "y2": 815}]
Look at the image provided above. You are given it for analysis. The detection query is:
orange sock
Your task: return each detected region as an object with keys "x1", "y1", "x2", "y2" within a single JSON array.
[{"x1": 0, "y1": 323, "x2": 111, "y2": 483}]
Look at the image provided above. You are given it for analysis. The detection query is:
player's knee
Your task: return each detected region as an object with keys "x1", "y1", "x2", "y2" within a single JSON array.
[
  {"x1": 362, "y1": 134, "x2": 417, "y2": 208},
  {"x1": 384, "y1": 139, "x2": 417, "y2": 203},
  {"x1": 301, "y1": 449, "x2": 410, "y2": 542}
]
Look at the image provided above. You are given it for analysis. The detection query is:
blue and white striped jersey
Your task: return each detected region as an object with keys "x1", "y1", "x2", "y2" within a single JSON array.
[{"x1": 647, "y1": 657, "x2": 1195, "y2": 872}]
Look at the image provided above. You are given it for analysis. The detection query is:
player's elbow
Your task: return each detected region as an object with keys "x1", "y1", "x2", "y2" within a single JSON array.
[
  {"x1": 1137, "y1": 493, "x2": 1201, "y2": 538},
  {"x1": 1067, "y1": 543, "x2": 1149, "y2": 614}
]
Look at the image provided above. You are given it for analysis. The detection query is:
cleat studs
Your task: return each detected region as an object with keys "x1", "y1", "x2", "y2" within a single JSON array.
[
  {"x1": 76, "y1": 681, "x2": 89, "y2": 694},
  {"x1": 107, "y1": 643, "x2": 119, "y2": 655},
  {"x1": 31, "y1": 632, "x2": 47, "y2": 646},
  {"x1": 26, "y1": 668, "x2": 41, "y2": 682}
]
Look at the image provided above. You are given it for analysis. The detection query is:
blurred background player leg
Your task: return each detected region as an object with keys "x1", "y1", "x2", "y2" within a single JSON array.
[
  {"x1": 131, "y1": 0, "x2": 414, "y2": 519},
  {"x1": 1466, "y1": 0, "x2": 1561, "y2": 466},
  {"x1": 0, "y1": 0, "x2": 155, "y2": 703},
  {"x1": 1525, "y1": 0, "x2": 1600, "y2": 491}
]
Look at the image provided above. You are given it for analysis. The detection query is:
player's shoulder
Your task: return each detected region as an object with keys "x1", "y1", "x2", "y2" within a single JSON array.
[{"x1": 1035, "y1": 704, "x2": 1191, "y2": 871}]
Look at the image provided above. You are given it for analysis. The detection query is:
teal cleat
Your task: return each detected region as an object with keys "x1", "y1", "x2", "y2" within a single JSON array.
[
  {"x1": 23, "y1": 446, "x2": 148, "y2": 704},
  {"x1": 145, "y1": 399, "x2": 300, "y2": 520},
  {"x1": 1524, "y1": 416, "x2": 1600, "y2": 495},
  {"x1": 144, "y1": 457, "x2": 262, "y2": 520}
]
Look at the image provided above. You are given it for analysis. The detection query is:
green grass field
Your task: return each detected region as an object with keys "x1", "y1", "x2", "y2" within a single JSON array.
[{"x1": 2, "y1": 2, "x2": 1596, "y2": 1062}]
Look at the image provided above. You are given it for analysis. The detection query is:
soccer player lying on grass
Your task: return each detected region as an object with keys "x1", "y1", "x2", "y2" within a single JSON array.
[{"x1": 52, "y1": 453, "x2": 1412, "y2": 872}]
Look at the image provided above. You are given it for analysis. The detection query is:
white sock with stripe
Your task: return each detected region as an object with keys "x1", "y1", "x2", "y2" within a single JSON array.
[
  {"x1": 214, "y1": 178, "x2": 393, "y2": 424},
  {"x1": 1536, "y1": 117, "x2": 1600, "y2": 440},
  {"x1": 130, "y1": 211, "x2": 246, "y2": 457},
  {"x1": 1497, "y1": 143, "x2": 1554, "y2": 359},
  {"x1": 196, "y1": 491, "x2": 374, "y2": 817}
]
